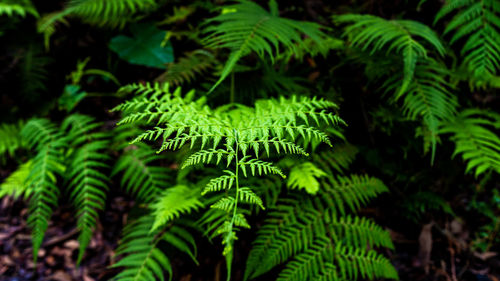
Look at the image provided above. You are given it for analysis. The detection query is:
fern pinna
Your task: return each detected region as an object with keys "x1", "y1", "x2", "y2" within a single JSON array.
[{"x1": 113, "y1": 81, "x2": 345, "y2": 278}]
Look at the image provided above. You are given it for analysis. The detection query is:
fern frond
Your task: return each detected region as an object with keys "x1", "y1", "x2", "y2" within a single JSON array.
[
  {"x1": 202, "y1": 170, "x2": 236, "y2": 195},
  {"x1": 22, "y1": 119, "x2": 66, "y2": 261},
  {"x1": 202, "y1": 0, "x2": 328, "y2": 91},
  {"x1": 441, "y1": 109, "x2": 500, "y2": 176},
  {"x1": 245, "y1": 196, "x2": 395, "y2": 280},
  {"x1": 151, "y1": 185, "x2": 203, "y2": 231},
  {"x1": 384, "y1": 58, "x2": 458, "y2": 163},
  {"x1": 0, "y1": 0, "x2": 38, "y2": 18},
  {"x1": 112, "y1": 214, "x2": 197, "y2": 281},
  {"x1": 112, "y1": 143, "x2": 169, "y2": 203},
  {"x1": 67, "y1": 140, "x2": 110, "y2": 264},
  {"x1": 65, "y1": 0, "x2": 156, "y2": 27},
  {"x1": 0, "y1": 121, "x2": 25, "y2": 164},
  {"x1": 182, "y1": 149, "x2": 235, "y2": 168},
  {"x1": 320, "y1": 175, "x2": 389, "y2": 216},
  {"x1": 333, "y1": 244, "x2": 398, "y2": 280},
  {"x1": 287, "y1": 162, "x2": 327, "y2": 195},
  {"x1": 336, "y1": 14, "x2": 445, "y2": 95},
  {"x1": 0, "y1": 160, "x2": 33, "y2": 199},
  {"x1": 238, "y1": 187, "x2": 264, "y2": 209},
  {"x1": 238, "y1": 158, "x2": 285, "y2": 178},
  {"x1": 312, "y1": 143, "x2": 359, "y2": 175},
  {"x1": 62, "y1": 114, "x2": 104, "y2": 146},
  {"x1": 435, "y1": 0, "x2": 500, "y2": 77},
  {"x1": 156, "y1": 50, "x2": 216, "y2": 86}
]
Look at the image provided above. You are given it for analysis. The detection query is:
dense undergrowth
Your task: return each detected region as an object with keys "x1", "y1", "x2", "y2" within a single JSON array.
[{"x1": 0, "y1": 0, "x2": 499, "y2": 280}]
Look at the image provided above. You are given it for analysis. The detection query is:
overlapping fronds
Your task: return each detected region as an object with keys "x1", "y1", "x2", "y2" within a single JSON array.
[
  {"x1": 0, "y1": 0, "x2": 38, "y2": 18},
  {"x1": 111, "y1": 214, "x2": 197, "y2": 281},
  {"x1": 151, "y1": 185, "x2": 203, "y2": 231},
  {"x1": 67, "y1": 140, "x2": 110, "y2": 263},
  {"x1": 21, "y1": 119, "x2": 67, "y2": 261},
  {"x1": 336, "y1": 14, "x2": 445, "y2": 95},
  {"x1": 441, "y1": 109, "x2": 500, "y2": 176},
  {"x1": 320, "y1": 174, "x2": 389, "y2": 216},
  {"x1": 312, "y1": 143, "x2": 359, "y2": 175},
  {"x1": 384, "y1": 58, "x2": 458, "y2": 163},
  {"x1": 114, "y1": 82, "x2": 344, "y2": 276},
  {"x1": 202, "y1": 0, "x2": 328, "y2": 91},
  {"x1": 156, "y1": 50, "x2": 216, "y2": 86},
  {"x1": 112, "y1": 143, "x2": 170, "y2": 203},
  {"x1": 435, "y1": 0, "x2": 500, "y2": 78},
  {"x1": 245, "y1": 194, "x2": 395, "y2": 281}
]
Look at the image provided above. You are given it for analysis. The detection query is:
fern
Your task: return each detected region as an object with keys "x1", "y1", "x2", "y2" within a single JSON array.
[
  {"x1": 67, "y1": 140, "x2": 110, "y2": 264},
  {"x1": 156, "y1": 50, "x2": 216, "y2": 86},
  {"x1": 384, "y1": 58, "x2": 458, "y2": 162},
  {"x1": 287, "y1": 162, "x2": 327, "y2": 195},
  {"x1": 114, "y1": 82, "x2": 343, "y2": 278},
  {"x1": 111, "y1": 214, "x2": 197, "y2": 281},
  {"x1": 312, "y1": 143, "x2": 359, "y2": 175},
  {"x1": 37, "y1": 0, "x2": 157, "y2": 47},
  {"x1": 202, "y1": 0, "x2": 328, "y2": 92},
  {"x1": 435, "y1": 0, "x2": 500, "y2": 78},
  {"x1": 151, "y1": 185, "x2": 204, "y2": 231},
  {"x1": 0, "y1": 160, "x2": 33, "y2": 199},
  {"x1": 21, "y1": 119, "x2": 67, "y2": 261},
  {"x1": 0, "y1": 0, "x2": 38, "y2": 18},
  {"x1": 336, "y1": 14, "x2": 445, "y2": 96},
  {"x1": 441, "y1": 109, "x2": 500, "y2": 177},
  {"x1": 112, "y1": 143, "x2": 170, "y2": 203},
  {"x1": 245, "y1": 194, "x2": 395, "y2": 280},
  {"x1": 0, "y1": 121, "x2": 25, "y2": 164}
]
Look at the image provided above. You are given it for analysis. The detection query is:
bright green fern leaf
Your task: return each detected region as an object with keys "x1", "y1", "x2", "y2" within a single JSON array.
[
  {"x1": 287, "y1": 162, "x2": 327, "y2": 194},
  {"x1": 151, "y1": 185, "x2": 204, "y2": 231}
]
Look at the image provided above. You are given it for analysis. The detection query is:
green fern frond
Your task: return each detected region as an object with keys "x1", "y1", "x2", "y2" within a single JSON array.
[
  {"x1": 182, "y1": 149, "x2": 234, "y2": 168},
  {"x1": 64, "y1": 0, "x2": 157, "y2": 27},
  {"x1": 320, "y1": 174, "x2": 389, "y2": 216},
  {"x1": 112, "y1": 214, "x2": 197, "y2": 281},
  {"x1": 245, "y1": 195, "x2": 395, "y2": 280},
  {"x1": 0, "y1": 121, "x2": 25, "y2": 164},
  {"x1": 0, "y1": 0, "x2": 38, "y2": 18},
  {"x1": 156, "y1": 50, "x2": 216, "y2": 86},
  {"x1": 67, "y1": 140, "x2": 110, "y2": 264},
  {"x1": 37, "y1": 0, "x2": 157, "y2": 48},
  {"x1": 22, "y1": 119, "x2": 67, "y2": 261},
  {"x1": 202, "y1": 170, "x2": 236, "y2": 195},
  {"x1": 336, "y1": 14, "x2": 445, "y2": 95},
  {"x1": 441, "y1": 109, "x2": 500, "y2": 176},
  {"x1": 202, "y1": 0, "x2": 328, "y2": 92},
  {"x1": 287, "y1": 162, "x2": 327, "y2": 195},
  {"x1": 114, "y1": 82, "x2": 343, "y2": 276},
  {"x1": 384, "y1": 58, "x2": 458, "y2": 163},
  {"x1": 62, "y1": 114, "x2": 104, "y2": 146},
  {"x1": 0, "y1": 160, "x2": 33, "y2": 199},
  {"x1": 151, "y1": 185, "x2": 203, "y2": 231},
  {"x1": 435, "y1": 0, "x2": 500, "y2": 77},
  {"x1": 312, "y1": 143, "x2": 359, "y2": 175},
  {"x1": 112, "y1": 143, "x2": 170, "y2": 203}
]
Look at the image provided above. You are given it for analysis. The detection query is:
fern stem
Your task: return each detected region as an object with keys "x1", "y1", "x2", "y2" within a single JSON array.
[{"x1": 226, "y1": 140, "x2": 240, "y2": 281}]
